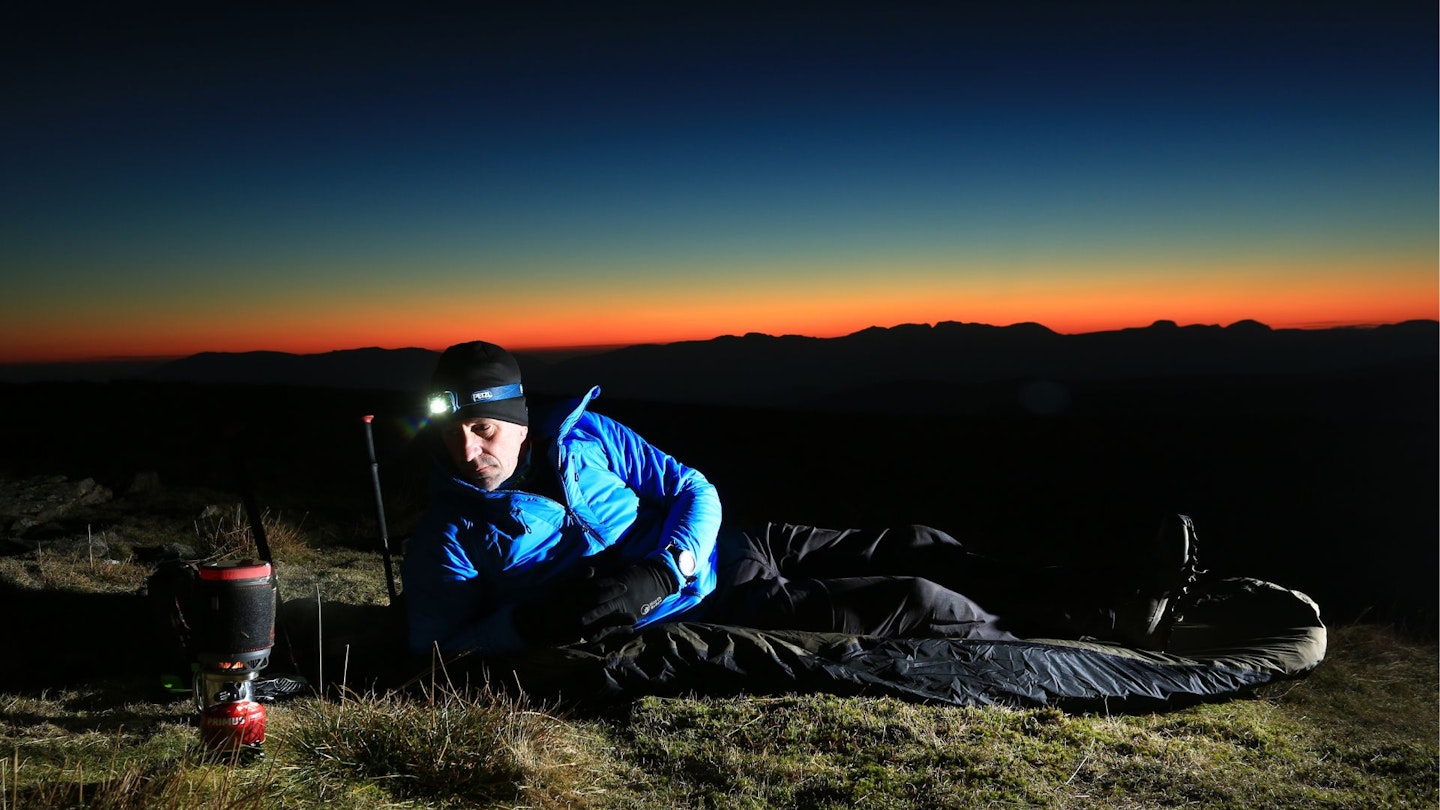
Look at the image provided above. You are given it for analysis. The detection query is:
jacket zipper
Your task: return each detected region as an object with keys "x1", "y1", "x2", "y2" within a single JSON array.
[{"x1": 554, "y1": 444, "x2": 606, "y2": 549}]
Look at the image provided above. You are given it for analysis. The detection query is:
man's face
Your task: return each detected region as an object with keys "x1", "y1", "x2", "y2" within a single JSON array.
[{"x1": 441, "y1": 416, "x2": 529, "y2": 491}]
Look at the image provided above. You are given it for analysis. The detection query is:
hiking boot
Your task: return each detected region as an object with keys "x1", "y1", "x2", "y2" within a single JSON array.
[
  {"x1": 1134, "y1": 513, "x2": 1203, "y2": 596},
  {"x1": 1111, "y1": 514, "x2": 1204, "y2": 650},
  {"x1": 1110, "y1": 594, "x2": 1177, "y2": 650}
]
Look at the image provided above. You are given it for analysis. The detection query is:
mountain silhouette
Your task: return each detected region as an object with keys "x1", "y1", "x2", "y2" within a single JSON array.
[
  {"x1": 134, "y1": 319, "x2": 1437, "y2": 411},
  {"x1": 147, "y1": 347, "x2": 440, "y2": 390}
]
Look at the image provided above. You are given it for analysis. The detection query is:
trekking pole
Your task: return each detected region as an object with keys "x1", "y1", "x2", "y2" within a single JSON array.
[{"x1": 362, "y1": 415, "x2": 399, "y2": 605}]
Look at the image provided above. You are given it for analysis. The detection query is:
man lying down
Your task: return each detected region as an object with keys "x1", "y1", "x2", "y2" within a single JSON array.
[{"x1": 402, "y1": 341, "x2": 1202, "y2": 662}]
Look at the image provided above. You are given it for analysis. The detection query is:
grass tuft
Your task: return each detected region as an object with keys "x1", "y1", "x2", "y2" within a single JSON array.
[
  {"x1": 280, "y1": 683, "x2": 618, "y2": 808},
  {"x1": 191, "y1": 504, "x2": 315, "y2": 563}
]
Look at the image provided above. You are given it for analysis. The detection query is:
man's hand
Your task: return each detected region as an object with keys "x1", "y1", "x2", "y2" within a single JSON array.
[
  {"x1": 512, "y1": 559, "x2": 678, "y2": 645},
  {"x1": 574, "y1": 558, "x2": 679, "y2": 632}
]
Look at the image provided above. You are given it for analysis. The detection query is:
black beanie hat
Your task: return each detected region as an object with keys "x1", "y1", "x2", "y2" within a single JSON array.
[{"x1": 429, "y1": 341, "x2": 528, "y2": 426}]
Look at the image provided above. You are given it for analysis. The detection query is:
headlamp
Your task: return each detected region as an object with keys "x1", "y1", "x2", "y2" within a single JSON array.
[
  {"x1": 426, "y1": 384, "x2": 525, "y2": 417},
  {"x1": 428, "y1": 391, "x2": 458, "y2": 416}
]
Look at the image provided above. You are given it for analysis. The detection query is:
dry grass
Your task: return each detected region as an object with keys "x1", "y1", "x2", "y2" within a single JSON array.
[
  {"x1": 280, "y1": 681, "x2": 633, "y2": 809},
  {"x1": 190, "y1": 503, "x2": 317, "y2": 564},
  {"x1": 1, "y1": 621, "x2": 1433, "y2": 809},
  {"x1": 0, "y1": 498, "x2": 318, "y2": 598},
  {"x1": 0, "y1": 689, "x2": 272, "y2": 810}
]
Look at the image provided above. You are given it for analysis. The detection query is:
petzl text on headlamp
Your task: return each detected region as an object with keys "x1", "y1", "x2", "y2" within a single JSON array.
[{"x1": 427, "y1": 384, "x2": 524, "y2": 416}]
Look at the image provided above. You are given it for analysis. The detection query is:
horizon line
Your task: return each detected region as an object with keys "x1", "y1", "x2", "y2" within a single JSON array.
[{"x1": 3, "y1": 316, "x2": 1435, "y2": 368}]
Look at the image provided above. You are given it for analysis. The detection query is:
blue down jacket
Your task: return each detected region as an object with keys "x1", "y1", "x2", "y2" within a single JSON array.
[{"x1": 402, "y1": 387, "x2": 722, "y2": 656}]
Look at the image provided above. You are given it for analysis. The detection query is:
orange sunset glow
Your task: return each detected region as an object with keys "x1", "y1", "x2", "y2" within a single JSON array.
[
  {"x1": 2, "y1": 7, "x2": 1435, "y2": 368},
  {"x1": 1, "y1": 255, "x2": 1433, "y2": 364}
]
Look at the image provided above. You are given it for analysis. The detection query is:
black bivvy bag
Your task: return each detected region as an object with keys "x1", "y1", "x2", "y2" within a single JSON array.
[{"x1": 436, "y1": 576, "x2": 1326, "y2": 712}]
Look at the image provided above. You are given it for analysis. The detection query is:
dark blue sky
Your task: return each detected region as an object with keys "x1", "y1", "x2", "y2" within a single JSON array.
[{"x1": 3, "y1": 4, "x2": 1435, "y2": 360}]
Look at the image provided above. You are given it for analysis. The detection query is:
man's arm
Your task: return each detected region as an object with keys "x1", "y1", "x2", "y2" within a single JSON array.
[
  {"x1": 566, "y1": 411, "x2": 721, "y2": 630},
  {"x1": 402, "y1": 500, "x2": 527, "y2": 657},
  {"x1": 590, "y1": 411, "x2": 720, "y2": 585}
]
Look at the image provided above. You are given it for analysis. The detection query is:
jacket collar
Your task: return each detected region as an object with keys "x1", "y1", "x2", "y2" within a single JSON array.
[{"x1": 542, "y1": 385, "x2": 602, "y2": 442}]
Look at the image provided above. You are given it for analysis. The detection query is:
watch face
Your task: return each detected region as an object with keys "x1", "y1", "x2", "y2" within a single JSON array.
[{"x1": 676, "y1": 549, "x2": 697, "y2": 578}]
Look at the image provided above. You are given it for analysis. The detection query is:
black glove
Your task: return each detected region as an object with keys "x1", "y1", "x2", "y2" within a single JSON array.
[
  {"x1": 573, "y1": 558, "x2": 679, "y2": 634},
  {"x1": 512, "y1": 559, "x2": 679, "y2": 645}
]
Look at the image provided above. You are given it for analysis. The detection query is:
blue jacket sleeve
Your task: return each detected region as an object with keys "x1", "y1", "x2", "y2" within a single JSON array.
[
  {"x1": 401, "y1": 492, "x2": 526, "y2": 657},
  {"x1": 585, "y1": 411, "x2": 722, "y2": 590}
]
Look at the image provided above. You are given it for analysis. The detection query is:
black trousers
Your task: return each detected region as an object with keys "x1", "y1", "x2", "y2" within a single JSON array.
[{"x1": 698, "y1": 523, "x2": 1124, "y2": 642}]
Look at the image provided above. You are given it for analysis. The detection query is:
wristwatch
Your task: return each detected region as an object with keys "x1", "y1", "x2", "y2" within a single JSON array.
[{"x1": 665, "y1": 542, "x2": 698, "y2": 580}]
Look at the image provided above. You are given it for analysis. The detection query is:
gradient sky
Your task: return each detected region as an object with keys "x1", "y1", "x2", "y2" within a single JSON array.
[{"x1": 3, "y1": 4, "x2": 1436, "y2": 363}]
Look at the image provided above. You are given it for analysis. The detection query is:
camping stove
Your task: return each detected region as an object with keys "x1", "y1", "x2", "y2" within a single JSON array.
[{"x1": 191, "y1": 560, "x2": 276, "y2": 754}]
